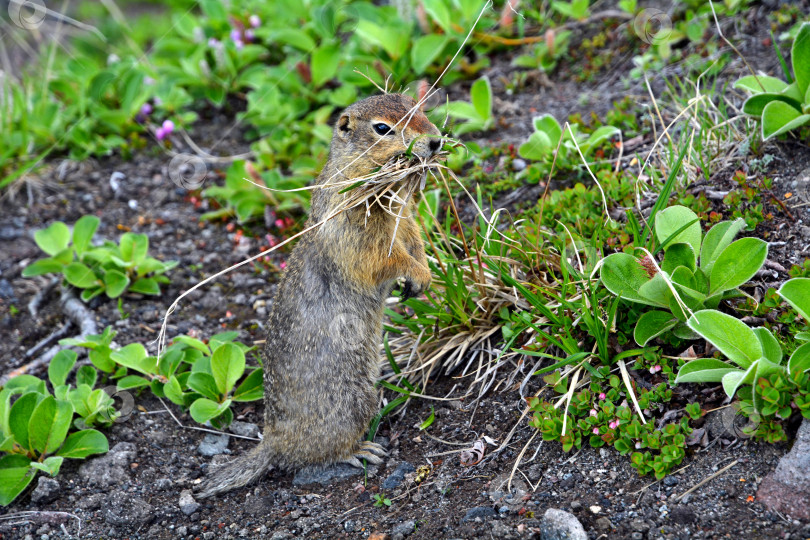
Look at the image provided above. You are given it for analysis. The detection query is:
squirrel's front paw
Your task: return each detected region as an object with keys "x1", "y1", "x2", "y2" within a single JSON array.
[{"x1": 402, "y1": 276, "x2": 430, "y2": 299}]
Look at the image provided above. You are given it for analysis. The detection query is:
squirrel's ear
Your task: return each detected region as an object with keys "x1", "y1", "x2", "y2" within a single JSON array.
[{"x1": 336, "y1": 113, "x2": 354, "y2": 140}]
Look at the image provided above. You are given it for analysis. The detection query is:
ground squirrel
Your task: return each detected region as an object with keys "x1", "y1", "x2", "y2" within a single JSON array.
[{"x1": 196, "y1": 94, "x2": 442, "y2": 498}]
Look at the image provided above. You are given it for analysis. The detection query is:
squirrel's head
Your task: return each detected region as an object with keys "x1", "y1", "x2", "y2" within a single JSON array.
[{"x1": 330, "y1": 93, "x2": 443, "y2": 178}]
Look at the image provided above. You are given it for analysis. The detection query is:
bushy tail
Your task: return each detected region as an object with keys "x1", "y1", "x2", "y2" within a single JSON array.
[{"x1": 195, "y1": 440, "x2": 273, "y2": 498}]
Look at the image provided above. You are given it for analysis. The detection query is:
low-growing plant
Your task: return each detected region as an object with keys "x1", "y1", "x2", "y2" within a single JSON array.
[
  {"x1": 512, "y1": 30, "x2": 572, "y2": 73},
  {"x1": 518, "y1": 115, "x2": 620, "y2": 172},
  {"x1": 735, "y1": 22, "x2": 810, "y2": 140},
  {"x1": 674, "y1": 278, "x2": 810, "y2": 412},
  {"x1": 0, "y1": 375, "x2": 109, "y2": 506},
  {"x1": 600, "y1": 205, "x2": 768, "y2": 345},
  {"x1": 438, "y1": 76, "x2": 494, "y2": 135},
  {"x1": 22, "y1": 216, "x2": 177, "y2": 302}
]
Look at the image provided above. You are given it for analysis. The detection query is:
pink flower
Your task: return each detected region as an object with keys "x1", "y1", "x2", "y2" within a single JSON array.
[
  {"x1": 155, "y1": 127, "x2": 166, "y2": 140},
  {"x1": 230, "y1": 29, "x2": 242, "y2": 42},
  {"x1": 609, "y1": 420, "x2": 618, "y2": 430},
  {"x1": 592, "y1": 428, "x2": 599, "y2": 435},
  {"x1": 280, "y1": 261, "x2": 287, "y2": 270},
  {"x1": 249, "y1": 14, "x2": 261, "y2": 27},
  {"x1": 589, "y1": 409, "x2": 597, "y2": 417},
  {"x1": 162, "y1": 119, "x2": 175, "y2": 134},
  {"x1": 275, "y1": 219, "x2": 285, "y2": 229},
  {"x1": 598, "y1": 393, "x2": 606, "y2": 400},
  {"x1": 140, "y1": 103, "x2": 152, "y2": 116},
  {"x1": 245, "y1": 29, "x2": 255, "y2": 42}
]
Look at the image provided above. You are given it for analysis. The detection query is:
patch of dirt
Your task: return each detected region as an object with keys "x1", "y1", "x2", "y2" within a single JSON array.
[{"x1": 2, "y1": 4, "x2": 810, "y2": 539}]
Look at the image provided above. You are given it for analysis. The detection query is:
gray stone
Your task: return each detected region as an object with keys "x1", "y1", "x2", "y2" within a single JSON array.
[
  {"x1": 293, "y1": 462, "x2": 377, "y2": 486},
  {"x1": 758, "y1": 419, "x2": 810, "y2": 519},
  {"x1": 669, "y1": 505, "x2": 697, "y2": 524},
  {"x1": 179, "y1": 489, "x2": 201, "y2": 516},
  {"x1": 30, "y1": 477, "x2": 60, "y2": 504},
  {"x1": 382, "y1": 462, "x2": 415, "y2": 491},
  {"x1": 391, "y1": 520, "x2": 415, "y2": 536},
  {"x1": 197, "y1": 433, "x2": 230, "y2": 456},
  {"x1": 103, "y1": 492, "x2": 153, "y2": 527},
  {"x1": 229, "y1": 421, "x2": 260, "y2": 438},
  {"x1": 491, "y1": 521, "x2": 519, "y2": 539},
  {"x1": 461, "y1": 506, "x2": 496, "y2": 522},
  {"x1": 539, "y1": 508, "x2": 587, "y2": 540},
  {"x1": 78, "y1": 442, "x2": 136, "y2": 487}
]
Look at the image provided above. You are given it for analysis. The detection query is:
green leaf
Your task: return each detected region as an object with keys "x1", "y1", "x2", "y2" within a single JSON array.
[
  {"x1": 761, "y1": 100, "x2": 810, "y2": 140},
  {"x1": 72, "y1": 215, "x2": 100, "y2": 256},
  {"x1": 48, "y1": 350, "x2": 77, "y2": 388},
  {"x1": 633, "y1": 310, "x2": 678, "y2": 346},
  {"x1": 687, "y1": 310, "x2": 761, "y2": 369},
  {"x1": 172, "y1": 335, "x2": 211, "y2": 355},
  {"x1": 599, "y1": 253, "x2": 659, "y2": 307},
  {"x1": 708, "y1": 237, "x2": 767, "y2": 295},
  {"x1": 56, "y1": 429, "x2": 108, "y2": 458},
  {"x1": 110, "y1": 343, "x2": 157, "y2": 375},
  {"x1": 721, "y1": 363, "x2": 756, "y2": 400},
  {"x1": 120, "y1": 233, "x2": 149, "y2": 266},
  {"x1": 791, "y1": 22, "x2": 810, "y2": 97},
  {"x1": 88, "y1": 71, "x2": 117, "y2": 101},
  {"x1": 637, "y1": 273, "x2": 673, "y2": 308},
  {"x1": 700, "y1": 218, "x2": 746, "y2": 273},
  {"x1": 410, "y1": 34, "x2": 449, "y2": 74},
  {"x1": 22, "y1": 257, "x2": 65, "y2": 277},
  {"x1": 34, "y1": 222, "x2": 70, "y2": 256},
  {"x1": 76, "y1": 365, "x2": 98, "y2": 387},
  {"x1": 753, "y1": 327, "x2": 782, "y2": 365},
  {"x1": 470, "y1": 77, "x2": 492, "y2": 123},
  {"x1": 311, "y1": 44, "x2": 340, "y2": 87},
  {"x1": 788, "y1": 342, "x2": 810, "y2": 374},
  {"x1": 655, "y1": 206, "x2": 701, "y2": 254},
  {"x1": 778, "y1": 278, "x2": 810, "y2": 322},
  {"x1": 63, "y1": 262, "x2": 99, "y2": 288},
  {"x1": 232, "y1": 368, "x2": 264, "y2": 402},
  {"x1": 103, "y1": 269, "x2": 130, "y2": 298},
  {"x1": 211, "y1": 343, "x2": 246, "y2": 395},
  {"x1": 29, "y1": 396, "x2": 73, "y2": 455},
  {"x1": 189, "y1": 398, "x2": 232, "y2": 424},
  {"x1": 741, "y1": 93, "x2": 802, "y2": 116},
  {"x1": 581, "y1": 126, "x2": 620, "y2": 156},
  {"x1": 268, "y1": 29, "x2": 316, "y2": 51},
  {"x1": 164, "y1": 376, "x2": 186, "y2": 406},
  {"x1": 661, "y1": 244, "x2": 696, "y2": 274},
  {"x1": 187, "y1": 373, "x2": 221, "y2": 401},
  {"x1": 5, "y1": 375, "x2": 47, "y2": 395},
  {"x1": 734, "y1": 75, "x2": 789, "y2": 93},
  {"x1": 9, "y1": 392, "x2": 41, "y2": 452},
  {"x1": 422, "y1": 0, "x2": 452, "y2": 31},
  {"x1": 129, "y1": 278, "x2": 161, "y2": 295},
  {"x1": 30, "y1": 456, "x2": 63, "y2": 477},
  {"x1": 116, "y1": 375, "x2": 150, "y2": 390},
  {"x1": 675, "y1": 359, "x2": 740, "y2": 384},
  {"x1": 518, "y1": 130, "x2": 552, "y2": 161},
  {"x1": 0, "y1": 454, "x2": 35, "y2": 506}
]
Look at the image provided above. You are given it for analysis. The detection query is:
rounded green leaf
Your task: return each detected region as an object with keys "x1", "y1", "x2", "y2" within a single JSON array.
[
  {"x1": 734, "y1": 75, "x2": 789, "y2": 94},
  {"x1": 742, "y1": 93, "x2": 802, "y2": 117},
  {"x1": 792, "y1": 22, "x2": 810, "y2": 97},
  {"x1": 164, "y1": 376, "x2": 186, "y2": 406},
  {"x1": 788, "y1": 342, "x2": 810, "y2": 374},
  {"x1": 34, "y1": 222, "x2": 70, "y2": 256},
  {"x1": 634, "y1": 311, "x2": 678, "y2": 346},
  {"x1": 30, "y1": 456, "x2": 63, "y2": 477},
  {"x1": 778, "y1": 278, "x2": 810, "y2": 323},
  {"x1": 761, "y1": 100, "x2": 810, "y2": 140},
  {"x1": 232, "y1": 368, "x2": 264, "y2": 402},
  {"x1": 687, "y1": 310, "x2": 761, "y2": 369},
  {"x1": 410, "y1": 34, "x2": 449, "y2": 74},
  {"x1": 9, "y1": 392, "x2": 41, "y2": 452},
  {"x1": 533, "y1": 114, "x2": 563, "y2": 145},
  {"x1": 48, "y1": 349, "x2": 77, "y2": 388},
  {"x1": 129, "y1": 278, "x2": 160, "y2": 295},
  {"x1": 64, "y1": 262, "x2": 100, "y2": 288},
  {"x1": 753, "y1": 327, "x2": 782, "y2": 365},
  {"x1": 708, "y1": 237, "x2": 767, "y2": 295},
  {"x1": 189, "y1": 398, "x2": 231, "y2": 424},
  {"x1": 187, "y1": 372, "x2": 221, "y2": 401},
  {"x1": 675, "y1": 358, "x2": 739, "y2": 384},
  {"x1": 56, "y1": 429, "x2": 109, "y2": 458},
  {"x1": 22, "y1": 257, "x2": 65, "y2": 277},
  {"x1": 721, "y1": 363, "x2": 756, "y2": 400},
  {"x1": 661, "y1": 244, "x2": 696, "y2": 274},
  {"x1": 599, "y1": 253, "x2": 659, "y2": 307},
  {"x1": 654, "y1": 206, "x2": 701, "y2": 254},
  {"x1": 700, "y1": 218, "x2": 746, "y2": 273},
  {"x1": 72, "y1": 215, "x2": 100, "y2": 256},
  {"x1": 470, "y1": 76, "x2": 492, "y2": 122},
  {"x1": 310, "y1": 44, "x2": 340, "y2": 87},
  {"x1": 119, "y1": 233, "x2": 149, "y2": 265},
  {"x1": 103, "y1": 269, "x2": 130, "y2": 298},
  {"x1": 0, "y1": 454, "x2": 35, "y2": 506},
  {"x1": 518, "y1": 130, "x2": 552, "y2": 161},
  {"x1": 110, "y1": 343, "x2": 156, "y2": 375},
  {"x1": 211, "y1": 343, "x2": 246, "y2": 395},
  {"x1": 29, "y1": 396, "x2": 73, "y2": 455}
]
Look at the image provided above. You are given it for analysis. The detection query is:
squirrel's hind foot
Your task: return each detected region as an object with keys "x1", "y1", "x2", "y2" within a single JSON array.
[{"x1": 343, "y1": 441, "x2": 387, "y2": 468}]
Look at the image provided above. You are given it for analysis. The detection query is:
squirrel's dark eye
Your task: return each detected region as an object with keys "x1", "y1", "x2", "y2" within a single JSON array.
[{"x1": 373, "y1": 122, "x2": 393, "y2": 136}]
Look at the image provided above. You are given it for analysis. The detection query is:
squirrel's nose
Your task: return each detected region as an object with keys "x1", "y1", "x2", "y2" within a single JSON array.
[{"x1": 428, "y1": 138, "x2": 441, "y2": 153}]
